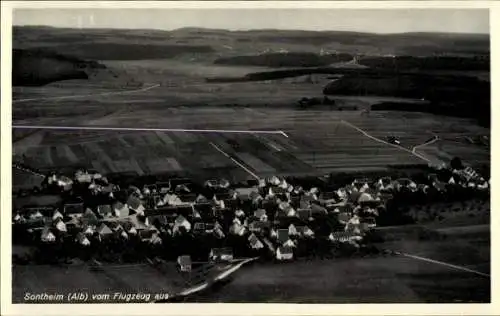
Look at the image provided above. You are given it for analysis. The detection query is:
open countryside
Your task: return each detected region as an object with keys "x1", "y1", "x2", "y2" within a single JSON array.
[{"x1": 11, "y1": 9, "x2": 490, "y2": 304}]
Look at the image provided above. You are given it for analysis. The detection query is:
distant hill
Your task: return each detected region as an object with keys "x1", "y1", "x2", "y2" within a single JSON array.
[{"x1": 14, "y1": 26, "x2": 490, "y2": 58}]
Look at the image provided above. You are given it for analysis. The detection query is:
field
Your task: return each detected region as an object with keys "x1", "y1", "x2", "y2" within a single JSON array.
[
  {"x1": 187, "y1": 222, "x2": 490, "y2": 303},
  {"x1": 188, "y1": 255, "x2": 489, "y2": 303},
  {"x1": 15, "y1": 106, "x2": 447, "y2": 182}
]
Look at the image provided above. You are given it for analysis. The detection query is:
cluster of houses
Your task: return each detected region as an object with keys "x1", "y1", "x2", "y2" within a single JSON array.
[{"x1": 13, "y1": 163, "x2": 489, "y2": 267}]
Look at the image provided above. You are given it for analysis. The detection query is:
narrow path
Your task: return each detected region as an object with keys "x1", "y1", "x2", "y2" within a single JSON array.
[
  {"x1": 12, "y1": 84, "x2": 161, "y2": 103},
  {"x1": 209, "y1": 142, "x2": 260, "y2": 180},
  {"x1": 398, "y1": 252, "x2": 490, "y2": 278},
  {"x1": 340, "y1": 120, "x2": 432, "y2": 163},
  {"x1": 13, "y1": 164, "x2": 45, "y2": 179},
  {"x1": 412, "y1": 136, "x2": 439, "y2": 154}
]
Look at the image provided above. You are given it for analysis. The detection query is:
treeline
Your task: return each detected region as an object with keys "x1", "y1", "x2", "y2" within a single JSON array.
[
  {"x1": 214, "y1": 52, "x2": 353, "y2": 68},
  {"x1": 323, "y1": 74, "x2": 490, "y2": 126},
  {"x1": 12, "y1": 48, "x2": 105, "y2": 86},
  {"x1": 359, "y1": 55, "x2": 489, "y2": 71}
]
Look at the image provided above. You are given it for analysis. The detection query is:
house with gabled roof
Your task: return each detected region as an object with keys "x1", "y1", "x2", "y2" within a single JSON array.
[
  {"x1": 277, "y1": 229, "x2": 295, "y2": 248},
  {"x1": 97, "y1": 205, "x2": 113, "y2": 218},
  {"x1": 248, "y1": 220, "x2": 270, "y2": 234},
  {"x1": 296, "y1": 225, "x2": 315, "y2": 238},
  {"x1": 97, "y1": 223, "x2": 113, "y2": 237},
  {"x1": 127, "y1": 195, "x2": 145, "y2": 215},
  {"x1": 248, "y1": 233, "x2": 264, "y2": 250},
  {"x1": 52, "y1": 210, "x2": 63, "y2": 221},
  {"x1": 230, "y1": 220, "x2": 247, "y2": 236},
  {"x1": 76, "y1": 232, "x2": 91, "y2": 246},
  {"x1": 276, "y1": 246, "x2": 293, "y2": 261},
  {"x1": 177, "y1": 255, "x2": 192, "y2": 272},
  {"x1": 82, "y1": 223, "x2": 96, "y2": 236},
  {"x1": 209, "y1": 247, "x2": 233, "y2": 263},
  {"x1": 122, "y1": 222, "x2": 138, "y2": 236},
  {"x1": 63, "y1": 202, "x2": 84, "y2": 217},
  {"x1": 253, "y1": 209, "x2": 267, "y2": 221},
  {"x1": 297, "y1": 208, "x2": 313, "y2": 222},
  {"x1": 54, "y1": 218, "x2": 67, "y2": 233},
  {"x1": 113, "y1": 202, "x2": 130, "y2": 218},
  {"x1": 82, "y1": 208, "x2": 99, "y2": 226},
  {"x1": 40, "y1": 227, "x2": 56, "y2": 243},
  {"x1": 172, "y1": 215, "x2": 191, "y2": 235},
  {"x1": 235, "y1": 208, "x2": 246, "y2": 218}
]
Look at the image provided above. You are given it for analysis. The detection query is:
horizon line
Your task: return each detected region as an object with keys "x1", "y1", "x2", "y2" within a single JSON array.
[{"x1": 12, "y1": 24, "x2": 491, "y2": 36}]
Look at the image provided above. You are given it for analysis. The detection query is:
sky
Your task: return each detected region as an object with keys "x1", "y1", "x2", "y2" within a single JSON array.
[{"x1": 13, "y1": 8, "x2": 489, "y2": 34}]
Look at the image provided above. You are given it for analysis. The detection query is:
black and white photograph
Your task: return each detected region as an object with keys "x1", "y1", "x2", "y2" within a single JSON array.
[{"x1": 2, "y1": 1, "x2": 494, "y2": 310}]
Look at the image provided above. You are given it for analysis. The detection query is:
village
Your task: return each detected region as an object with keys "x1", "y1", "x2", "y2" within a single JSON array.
[{"x1": 12, "y1": 161, "x2": 490, "y2": 270}]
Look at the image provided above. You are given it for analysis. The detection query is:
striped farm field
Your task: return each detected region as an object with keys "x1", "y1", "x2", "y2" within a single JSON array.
[{"x1": 13, "y1": 104, "x2": 489, "y2": 182}]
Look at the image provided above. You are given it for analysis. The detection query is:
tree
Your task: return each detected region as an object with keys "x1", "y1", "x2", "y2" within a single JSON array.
[{"x1": 450, "y1": 157, "x2": 464, "y2": 170}]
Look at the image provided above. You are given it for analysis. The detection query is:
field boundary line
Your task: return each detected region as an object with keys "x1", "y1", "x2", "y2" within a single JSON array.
[
  {"x1": 12, "y1": 84, "x2": 160, "y2": 103},
  {"x1": 399, "y1": 252, "x2": 490, "y2": 278},
  {"x1": 12, "y1": 125, "x2": 286, "y2": 135},
  {"x1": 209, "y1": 142, "x2": 260, "y2": 180},
  {"x1": 340, "y1": 120, "x2": 431, "y2": 163},
  {"x1": 412, "y1": 136, "x2": 440, "y2": 154}
]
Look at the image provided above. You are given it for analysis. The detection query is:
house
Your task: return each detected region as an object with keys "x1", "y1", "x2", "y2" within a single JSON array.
[
  {"x1": 127, "y1": 195, "x2": 145, "y2": 215},
  {"x1": 235, "y1": 209, "x2": 246, "y2": 218},
  {"x1": 76, "y1": 232, "x2": 91, "y2": 246},
  {"x1": 113, "y1": 202, "x2": 130, "y2": 218},
  {"x1": 230, "y1": 220, "x2": 247, "y2": 236},
  {"x1": 40, "y1": 227, "x2": 56, "y2": 243},
  {"x1": 82, "y1": 223, "x2": 96, "y2": 235},
  {"x1": 248, "y1": 233, "x2": 264, "y2": 250},
  {"x1": 253, "y1": 209, "x2": 267, "y2": 221},
  {"x1": 54, "y1": 218, "x2": 67, "y2": 233},
  {"x1": 82, "y1": 208, "x2": 99, "y2": 225},
  {"x1": 122, "y1": 222, "x2": 138, "y2": 236},
  {"x1": 209, "y1": 247, "x2": 234, "y2": 263},
  {"x1": 232, "y1": 187, "x2": 258, "y2": 200},
  {"x1": 277, "y1": 229, "x2": 295, "y2": 247},
  {"x1": 63, "y1": 202, "x2": 84, "y2": 217},
  {"x1": 276, "y1": 246, "x2": 294, "y2": 261},
  {"x1": 310, "y1": 204, "x2": 327, "y2": 215},
  {"x1": 249, "y1": 220, "x2": 270, "y2": 234},
  {"x1": 97, "y1": 223, "x2": 113, "y2": 237},
  {"x1": 150, "y1": 232, "x2": 163, "y2": 245},
  {"x1": 328, "y1": 231, "x2": 362, "y2": 243},
  {"x1": 52, "y1": 210, "x2": 63, "y2": 221},
  {"x1": 147, "y1": 215, "x2": 169, "y2": 230},
  {"x1": 172, "y1": 215, "x2": 191, "y2": 235},
  {"x1": 97, "y1": 205, "x2": 113, "y2": 218},
  {"x1": 297, "y1": 209, "x2": 313, "y2": 222},
  {"x1": 296, "y1": 225, "x2": 315, "y2": 238},
  {"x1": 177, "y1": 255, "x2": 192, "y2": 272},
  {"x1": 205, "y1": 179, "x2": 230, "y2": 189}
]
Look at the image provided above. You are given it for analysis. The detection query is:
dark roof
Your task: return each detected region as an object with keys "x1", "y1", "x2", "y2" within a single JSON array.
[
  {"x1": 249, "y1": 221, "x2": 270, "y2": 230},
  {"x1": 254, "y1": 209, "x2": 266, "y2": 218},
  {"x1": 277, "y1": 246, "x2": 293, "y2": 254},
  {"x1": 147, "y1": 215, "x2": 169, "y2": 227},
  {"x1": 297, "y1": 209, "x2": 312, "y2": 221},
  {"x1": 97, "y1": 205, "x2": 112, "y2": 215},
  {"x1": 139, "y1": 229, "x2": 155, "y2": 239},
  {"x1": 64, "y1": 203, "x2": 84, "y2": 214},
  {"x1": 277, "y1": 229, "x2": 290, "y2": 243},
  {"x1": 127, "y1": 195, "x2": 142, "y2": 210},
  {"x1": 211, "y1": 247, "x2": 233, "y2": 256}
]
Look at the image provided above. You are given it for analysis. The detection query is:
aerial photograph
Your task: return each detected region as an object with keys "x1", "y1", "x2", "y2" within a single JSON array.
[{"x1": 11, "y1": 7, "x2": 490, "y2": 303}]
